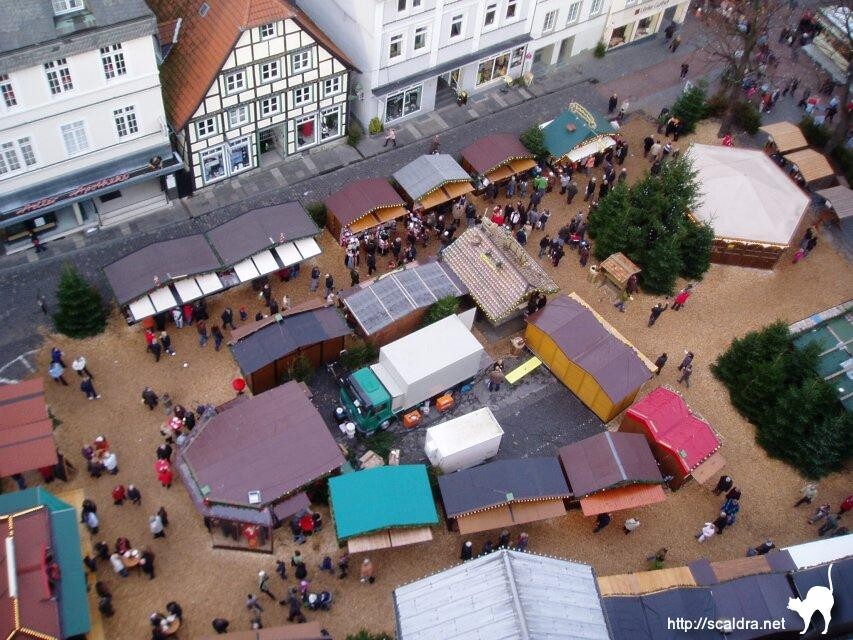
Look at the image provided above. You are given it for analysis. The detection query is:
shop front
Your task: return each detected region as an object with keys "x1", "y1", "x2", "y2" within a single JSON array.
[
  {"x1": 606, "y1": 0, "x2": 690, "y2": 49},
  {"x1": 1, "y1": 145, "x2": 181, "y2": 254}
]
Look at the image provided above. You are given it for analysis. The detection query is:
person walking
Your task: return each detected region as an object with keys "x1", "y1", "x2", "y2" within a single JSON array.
[
  {"x1": 672, "y1": 284, "x2": 693, "y2": 310},
  {"x1": 794, "y1": 483, "x2": 818, "y2": 507},
  {"x1": 49, "y1": 361, "x2": 69, "y2": 386},
  {"x1": 429, "y1": 135, "x2": 440, "y2": 154},
  {"x1": 51, "y1": 347, "x2": 66, "y2": 368},
  {"x1": 212, "y1": 619, "x2": 230, "y2": 634},
  {"x1": 713, "y1": 475, "x2": 733, "y2": 496},
  {"x1": 383, "y1": 128, "x2": 397, "y2": 147},
  {"x1": 818, "y1": 514, "x2": 839, "y2": 536},
  {"x1": 109, "y1": 553, "x2": 128, "y2": 578},
  {"x1": 649, "y1": 140, "x2": 662, "y2": 162},
  {"x1": 836, "y1": 495, "x2": 853, "y2": 517},
  {"x1": 157, "y1": 506, "x2": 169, "y2": 527},
  {"x1": 608, "y1": 93, "x2": 618, "y2": 114},
  {"x1": 538, "y1": 235, "x2": 551, "y2": 258},
  {"x1": 85, "y1": 509, "x2": 100, "y2": 535},
  {"x1": 515, "y1": 532, "x2": 529, "y2": 552},
  {"x1": 324, "y1": 274, "x2": 334, "y2": 297},
  {"x1": 309, "y1": 265, "x2": 321, "y2": 292},
  {"x1": 460, "y1": 540, "x2": 473, "y2": 561},
  {"x1": 197, "y1": 319, "x2": 208, "y2": 347},
  {"x1": 282, "y1": 588, "x2": 305, "y2": 622},
  {"x1": 747, "y1": 539, "x2": 775, "y2": 556},
  {"x1": 680, "y1": 62, "x2": 689, "y2": 79},
  {"x1": 80, "y1": 375, "x2": 100, "y2": 400},
  {"x1": 127, "y1": 485, "x2": 142, "y2": 505},
  {"x1": 593, "y1": 513, "x2": 612, "y2": 533},
  {"x1": 654, "y1": 353, "x2": 668, "y2": 375},
  {"x1": 112, "y1": 484, "x2": 126, "y2": 505},
  {"x1": 140, "y1": 548, "x2": 155, "y2": 580},
  {"x1": 678, "y1": 351, "x2": 694, "y2": 371},
  {"x1": 643, "y1": 135, "x2": 654, "y2": 157},
  {"x1": 624, "y1": 518, "x2": 641, "y2": 534},
  {"x1": 211, "y1": 325, "x2": 224, "y2": 351},
  {"x1": 677, "y1": 363, "x2": 693, "y2": 387},
  {"x1": 149, "y1": 514, "x2": 165, "y2": 538},
  {"x1": 488, "y1": 364, "x2": 505, "y2": 392},
  {"x1": 350, "y1": 268, "x2": 360, "y2": 287},
  {"x1": 258, "y1": 571, "x2": 276, "y2": 600},
  {"x1": 696, "y1": 522, "x2": 716, "y2": 542},
  {"x1": 245, "y1": 594, "x2": 263, "y2": 613},
  {"x1": 360, "y1": 558, "x2": 375, "y2": 584},
  {"x1": 584, "y1": 178, "x2": 596, "y2": 202},
  {"x1": 221, "y1": 307, "x2": 236, "y2": 330},
  {"x1": 713, "y1": 511, "x2": 730, "y2": 535},
  {"x1": 159, "y1": 331, "x2": 176, "y2": 356},
  {"x1": 807, "y1": 503, "x2": 831, "y2": 524},
  {"x1": 647, "y1": 547, "x2": 668, "y2": 569},
  {"x1": 669, "y1": 34, "x2": 682, "y2": 52},
  {"x1": 648, "y1": 302, "x2": 668, "y2": 327},
  {"x1": 72, "y1": 356, "x2": 93, "y2": 378},
  {"x1": 142, "y1": 387, "x2": 158, "y2": 410},
  {"x1": 566, "y1": 179, "x2": 579, "y2": 204}
]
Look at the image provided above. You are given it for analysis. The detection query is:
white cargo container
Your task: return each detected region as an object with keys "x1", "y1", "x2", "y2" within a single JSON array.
[
  {"x1": 424, "y1": 407, "x2": 504, "y2": 473},
  {"x1": 371, "y1": 314, "x2": 485, "y2": 413}
]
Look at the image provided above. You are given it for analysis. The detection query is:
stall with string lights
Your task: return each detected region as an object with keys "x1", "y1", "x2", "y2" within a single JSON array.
[
  {"x1": 392, "y1": 154, "x2": 474, "y2": 212},
  {"x1": 324, "y1": 178, "x2": 408, "y2": 245}
]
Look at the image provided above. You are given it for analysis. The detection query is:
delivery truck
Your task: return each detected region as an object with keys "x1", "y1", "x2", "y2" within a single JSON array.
[
  {"x1": 338, "y1": 314, "x2": 486, "y2": 434},
  {"x1": 424, "y1": 407, "x2": 504, "y2": 473}
]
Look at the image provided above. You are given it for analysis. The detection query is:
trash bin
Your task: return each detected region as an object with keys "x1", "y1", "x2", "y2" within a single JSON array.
[
  {"x1": 344, "y1": 422, "x2": 356, "y2": 439},
  {"x1": 511, "y1": 336, "x2": 526, "y2": 356}
]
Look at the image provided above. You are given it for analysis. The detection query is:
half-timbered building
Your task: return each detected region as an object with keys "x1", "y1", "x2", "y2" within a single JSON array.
[{"x1": 148, "y1": 0, "x2": 355, "y2": 192}]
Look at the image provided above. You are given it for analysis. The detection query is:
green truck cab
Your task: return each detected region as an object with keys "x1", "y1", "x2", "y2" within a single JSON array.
[{"x1": 339, "y1": 367, "x2": 393, "y2": 434}]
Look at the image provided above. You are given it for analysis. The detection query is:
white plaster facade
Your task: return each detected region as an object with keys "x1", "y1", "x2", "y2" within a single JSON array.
[
  {"x1": 296, "y1": 0, "x2": 611, "y2": 128},
  {"x1": 0, "y1": 11, "x2": 176, "y2": 251},
  {"x1": 175, "y1": 19, "x2": 350, "y2": 192},
  {"x1": 603, "y1": 0, "x2": 690, "y2": 49}
]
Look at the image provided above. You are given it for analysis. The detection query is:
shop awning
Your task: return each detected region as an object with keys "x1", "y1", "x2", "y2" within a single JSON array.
[
  {"x1": 234, "y1": 258, "x2": 260, "y2": 282},
  {"x1": 251, "y1": 250, "x2": 280, "y2": 276},
  {"x1": 567, "y1": 137, "x2": 617, "y2": 162},
  {"x1": 509, "y1": 157, "x2": 537, "y2": 173},
  {"x1": 294, "y1": 237, "x2": 321, "y2": 260},
  {"x1": 542, "y1": 103, "x2": 618, "y2": 160},
  {"x1": 784, "y1": 148, "x2": 835, "y2": 183},
  {"x1": 275, "y1": 242, "x2": 303, "y2": 267},
  {"x1": 443, "y1": 180, "x2": 475, "y2": 199},
  {"x1": 375, "y1": 205, "x2": 408, "y2": 224},
  {"x1": 173, "y1": 277, "x2": 204, "y2": 304},
  {"x1": 690, "y1": 452, "x2": 727, "y2": 485},
  {"x1": 579, "y1": 484, "x2": 667, "y2": 516},
  {"x1": 348, "y1": 213, "x2": 380, "y2": 235},
  {"x1": 456, "y1": 498, "x2": 566, "y2": 535},
  {"x1": 196, "y1": 272, "x2": 224, "y2": 295},
  {"x1": 485, "y1": 165, "x2": 514, "y2": 183},
  {"x1": 418, "y1": 189, "x2": 448, "y2": 211},
  {"x1": 128, "y1": 296, "x2": 157, "y2": 322},
  {"x1": 346, "y1": 526, "x2": 433, "y2": 554}
]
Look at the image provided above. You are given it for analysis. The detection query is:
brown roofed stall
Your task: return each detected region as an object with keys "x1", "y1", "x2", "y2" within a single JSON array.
[
  {"x1": 760, "y1": 122, "x2": 809, "y2": 154},
  {"x1": 461, "y1": 134, "x2": 536, "y2": 186},
  {"x1": 783, "y1": 148, "x2": 836, "y2": 186},
  {"x1": 0, "y1": 379, "x2": 58, "y2": 477},
  {"x1": 324, "y1": 178, "x2": 407, "y2": 242}
]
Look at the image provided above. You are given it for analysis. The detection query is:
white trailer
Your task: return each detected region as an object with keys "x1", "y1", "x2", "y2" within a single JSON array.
[
  {"x1": 370, "y1": 314, "x2": 485, "y2": 413},
  {"x1": 424, "y1": 407, "x2": 504, "y2": 473}
]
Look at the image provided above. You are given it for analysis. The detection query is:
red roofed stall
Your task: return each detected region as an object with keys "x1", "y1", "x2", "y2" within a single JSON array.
[
  {"x1": 0, "y1": 379, "x2": 58, "y2": 480},
  {"x1": 619, "y1": 387, "x2": 724, "y2": 490}
]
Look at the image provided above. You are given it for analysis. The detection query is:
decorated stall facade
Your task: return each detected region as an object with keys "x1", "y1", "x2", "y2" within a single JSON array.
[
  {"x1": 460, "y1": 133, "x2": 537, "y2": 190},
  {"x1": 525, "y1": 293, "x2": 654, "y2": 421},
  {"x1": 328, "y1": 465, "x2": 439, "y2": 553},
  {"x1": 392, "y1": 154, "x2": 474, "y2": 212},
  {"x1": 541, "y1": 102, "x2": 618, "y2": 165},
  {"x1": 442, "y1": 219, "x2": 559, "y2": 326},
  {"x1": 688, "y1": 144, "x2": 812, "y2": 269},
  {"x1": 324, "y1": 178, "x2": 408, "y2": 244},
  {"x1": 177, "y1": 382, "x2": 344, "y2": 552}
]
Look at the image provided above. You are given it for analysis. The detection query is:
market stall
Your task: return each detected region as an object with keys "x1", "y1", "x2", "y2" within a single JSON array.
[
  {"x1": 620, "y1": 387, "x2": 724, "y2": 489},
  {"x1": 206, "y1": 202, "x2": 321, "y2": 286},
  {"x1": 783, "y1": 148, "x2": 837, "y2": 188},
  {"x1": 104, "y1": 234, "x2": 223, "y2": 324},
  {"x1": 324, "y1": 178, "x2": 408, "y2": 244},
  {"x1": 817, "y1": 184, "x2": 853, "y2": 227},
  {"x1": 599, "y1": 252, "x2": 640, "y2": 291},
  {"x1": 230, "y1": 305, "x2": 351, "y2": 394},
  {"x1": 688, "y1": 143, "x2": 812, "y2": 268},
  {"x1": 541, "y1": 102, "x2": 618, "y2": 164},
  {"x1": 338, "y1": 260, "x2": 466, "y2": 347},
  {"x1": 525, "y1": 294, "x2": 654, "y2": 422},
  {"x1": 328, "y1": 465, "x2": 439, "y2": 553},
  {"x1": 441, "y1": 219, "x2": 559, "y2": 326},
  {"x1": 460, "y1": 133, "x2": 537, "y2": 190},
  {"x1": 557, "y1": 432, "x2": 666, "y2": 516},
  {"x1": 392, "y1": 154, "x2": 473, "y2": 211},
  {"x1": 437, "y1": 458, "x2": 571, "y2": 535},
  {"x1": 0, "y1": 378, "x2": 59, "y2": 482},
  {"x1": 177, "y1": 382, "x2": 344, "y2": 552},
  {"x1": 759, "y1": 122, "x2": 809, "y2": 154}
]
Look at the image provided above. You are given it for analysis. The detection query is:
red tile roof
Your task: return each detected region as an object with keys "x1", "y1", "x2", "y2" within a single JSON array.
[
  {"x1": 0, "y1": 379, "x2": 58, "y2": 477},
  {"x1": 147, "y1": 0, "x2": 356, "y2": 131}
]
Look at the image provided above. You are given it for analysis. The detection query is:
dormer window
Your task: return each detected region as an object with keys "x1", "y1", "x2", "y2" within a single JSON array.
[{"x1": 52, "y1": 0, "x2": 84, "y2": 15}]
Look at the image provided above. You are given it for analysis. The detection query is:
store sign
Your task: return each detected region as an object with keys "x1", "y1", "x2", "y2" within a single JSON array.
[{"x1": 10, "y1": 173, "x2": 131, "y2": 218}]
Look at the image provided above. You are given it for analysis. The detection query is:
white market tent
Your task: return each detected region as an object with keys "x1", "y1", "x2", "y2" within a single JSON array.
[
  {"x1": 424, "y1": 407, "x2": 504, "y2": 473},
  {"x1": 784, "y1": 536, "x2": 853, "y2": 570},
  {"x1": 393, "y1": 549, "x2": 611, "y2": 640},
  {"x1": 688, "y1": 143, "x2": 811, "y2": 246}
]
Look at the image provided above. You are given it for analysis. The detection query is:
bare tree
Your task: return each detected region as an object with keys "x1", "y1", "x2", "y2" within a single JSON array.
[
  {"x1": 820, "y1": 5, "x2": 851, "y2": 154},
  {"x1": 698, "y1": 0, "x2": 794, "y2": 136}
]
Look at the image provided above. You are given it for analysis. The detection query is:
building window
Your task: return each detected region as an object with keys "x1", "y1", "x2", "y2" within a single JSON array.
[
  {"x1": 389, "y1": 34, "x2": 403, "y2": 59},
  {"x1": 228, "y1": 136, "x2": 253, "y2": 174},
  {"x1": 260, "y1": 94, "x2": 281, "y2": 117},
  {"x1": 196, "y1": 117, "x2": 217, "y2": 139},
  {"x1": 398, "y1": 0, "x2": 406, "y2": 10},
  {"x1": 52, "y1": 0, "x2": 83, "y2": 15},
  {"x1": 61, "y1": 121, "x2": 88, "y2": 156},
  {"x1": 484, "y1": 3, "x2": 497, "y2": 26},
  {"x1": 510, "y1": 46, "x2": 525, "y2": 68},
  {"x1": 224, "y1": 71, "x2": 246, "y2": 94},
  {"x1": 506, "y1": 0, "x2": 518, "y2": 19},
  {"x1": 477, "y1": 51, "x2": 510, "y2": 85},
  {"x1": 321, "y1": 106, "x2": 342, "y2": 140},
  {"x1": 0, "y1": 137, "x2": 37, "y2": 175},
  {"x1": 259, "y1": 60, "x2": 280, "y2": 83},
  {"x1": 566, "y1": 2, "x2": 581, "y2": 24},
  {"x1": 385, "y1": 85, "x2": 421, "y2": 122},
  {"x1": 414, "y1": 26, "x2": 428, "y2": 50},
  {"x1": 543, "y1": 10, "x2": 557, "y2": 32},
  {"x1": 295, "y1": 114, "x2": 317, "y2": 149},
  {"x1": 100, "y1": 44, "x2": 127, "y2": 80},
  {"x1": 413, "y1": 0, "x2": 421, "y2": 6},
  {"x1": 260, "y1": 23, "x2": 276, "y2": 39},
  {"x1": 323, "y1": 75, "x2": 342, "y2": 96},
  {"x1": 0, "y1": 75, "x2": 16, "y2": 108},
  {"x1": 228, "y1": 105, "x2": 251, "y2": 128},
  {"x1": 200, "y1": 147, "x2": 227, "y2": 184},
  {"x1": 590, "y1": 0, "x2": 603, "y2": 15},
  {"x1": 450, "y1": 14, "x2": 463, "y2": 38},
  {"x1": 292, "y1": 84, "x2": 314, "y2": 107},
  {"x1": 113, "y1": 105, "x2": 139, "y2": 138},
  {"x1": 45, "y1": 59, "x2": 73, "y2": 95},
  {"x1": 291, "y1": 50, "x2": 311, "y2": 73}
]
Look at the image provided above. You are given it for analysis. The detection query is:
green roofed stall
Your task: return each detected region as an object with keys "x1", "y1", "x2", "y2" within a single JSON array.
[
  {"x1": 541, "y1": 102, "x2": 618, "y2": 163},
  {"x1": 329, "y1": 465, "x2": 439, "y2": 553}
]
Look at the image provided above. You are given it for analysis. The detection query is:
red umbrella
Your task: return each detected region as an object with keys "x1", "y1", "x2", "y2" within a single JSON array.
[{"x1": 232, "y1": 377, "x2": 246, "y2": 394}]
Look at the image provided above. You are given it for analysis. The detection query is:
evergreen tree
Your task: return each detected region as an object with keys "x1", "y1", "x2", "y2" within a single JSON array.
[
  {"x1": 519, "y1": 125, "x2": 548, "y2": 161},
  {"x1": 422, "y1": 295, "x2": 459, "y2": 327},
  {"x1": 634, "y1": 231, "x2": 682, "y2": 295},
  {"x1": 679, "y1": 222, "x2": 714, "y2": 280},
  {"x1": 671, "y1": 82, "x2": 708, "y2": 134},
  {"x1": 52, "y1": 263, "x2": 107, "y2": 339}
]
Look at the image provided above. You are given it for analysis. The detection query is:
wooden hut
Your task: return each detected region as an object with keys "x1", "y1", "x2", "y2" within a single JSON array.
[
  {"x1": 324, "y1": 178, "x2": 407, "y2": 243},
  {"x1": 817, "y1": 184, "x2": 853, "y2": 227},
  {"x1": 392, "y1": 154, "x2": 473, "y2": 211},
  {"x1": 784, "y1": 148, "x2": 837, "y2": 188},
  {"x1": 460, "y1": 133, "x2": 537, "y2": 188},
  {"x1": 599, "y1": 252, "x2": 640, "y2": 291},
  {"x1": 759, "y1": 122, "x2": 809, "y2": 154},
  {"x1": 541, "y1": 102, "x2": 618, "y2": 164},
  {"x1": 0, "y1": 379, "x2": 60, "y2": 482}
]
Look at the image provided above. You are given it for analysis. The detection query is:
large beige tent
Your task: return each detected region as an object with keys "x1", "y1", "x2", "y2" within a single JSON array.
[{"x1": 688, "y1": 144, "x2": 811, "y2": 269}]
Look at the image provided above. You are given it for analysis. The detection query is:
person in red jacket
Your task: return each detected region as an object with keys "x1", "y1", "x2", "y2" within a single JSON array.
[
  {"x1": 155, "y1": 460, "x2": 173, "y2": 489},
  {"x1": 837, "y1": 495, "x2": 853, "y2": 517},
  {"x1": 112, "y1": 485, "x2": 126, "y2": 505},
  {"x1": 672, "y1": 283, "x2": 694, "y2": 310},
  {"x1": 490, "y1": 205, "x2": 504, "y2": 226}
]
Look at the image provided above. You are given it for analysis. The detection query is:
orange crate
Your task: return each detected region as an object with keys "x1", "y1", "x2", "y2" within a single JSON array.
[
  {"x1": 435, "y1": 394, "x2": 455, "y2": 413},
  {"x1": 403, "y1": 410, "x2": 421, "y2": 429}
]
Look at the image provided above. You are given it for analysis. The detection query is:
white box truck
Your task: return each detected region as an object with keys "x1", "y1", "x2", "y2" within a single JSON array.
[{"x1": 424, "y1": 407, "x2": 504, "y2": 473}]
